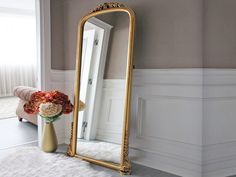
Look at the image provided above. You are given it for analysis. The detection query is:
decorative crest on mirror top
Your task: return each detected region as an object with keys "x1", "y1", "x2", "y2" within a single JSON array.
[{"x1": 91, "y1": 2, "x2": 125, "y2": 13}]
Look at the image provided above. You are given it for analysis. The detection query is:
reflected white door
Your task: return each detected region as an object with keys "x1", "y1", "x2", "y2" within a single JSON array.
[{"x1": 77, "y1": 30, "x2": 96, "y2": 138}]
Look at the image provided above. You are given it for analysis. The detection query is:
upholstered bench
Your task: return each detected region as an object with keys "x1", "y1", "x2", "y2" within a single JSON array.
[{"x1": 13, "y1": 86, "x2": 38, "y2": 125}]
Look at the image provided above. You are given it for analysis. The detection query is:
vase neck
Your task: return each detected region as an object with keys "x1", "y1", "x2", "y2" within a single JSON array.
[{"x1": 45, "y1": 122, "x2": 53, "y2": 124}]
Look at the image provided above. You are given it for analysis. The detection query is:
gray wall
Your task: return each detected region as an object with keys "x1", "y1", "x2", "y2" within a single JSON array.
[
  {"x1": 203, "y1": 0, "x2": 236, "y2": 68},
  {"x1": 98, "y1": 13, "x2": 129, "y2": 79},
  {"x1": 51, "y1": 0, "x2": 64, "y2": 70},
  {"x1": 50, "y1": 0, "x2": 203, "y2": 70},
  {"x1": 51, "y1": 0, "x2": 236, "y2": 69}
]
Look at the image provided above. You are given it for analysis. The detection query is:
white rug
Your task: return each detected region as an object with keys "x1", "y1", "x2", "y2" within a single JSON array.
[
  {"x1": 0, "y1": 147, "x2": 111, "y2": 177},
  {"x1": 0, "y1": 97, "x2": 19, "y2": 120},
  {"x1": 77, "y1": 141, "x2": 121, "y2": 164}
]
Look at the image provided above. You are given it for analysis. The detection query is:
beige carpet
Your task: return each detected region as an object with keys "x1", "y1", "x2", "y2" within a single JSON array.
[{"x1": 0, "y1": 97, "x2": 19, "y2": 120}]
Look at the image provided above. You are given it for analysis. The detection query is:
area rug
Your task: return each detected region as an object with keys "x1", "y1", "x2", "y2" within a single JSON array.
[
  {"x1": 0, "y1": 147, "x2": 111, "y2": 177},
  {"x1": 0, "y1": 97, "x2": 19, "y2": 120},
  {"x1": 77, "y1": 141, "x2": 121, "y2": 164}
]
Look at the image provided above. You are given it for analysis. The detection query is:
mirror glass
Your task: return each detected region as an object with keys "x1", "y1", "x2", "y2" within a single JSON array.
[{"x1": 76, "y1": 12, "x2": 129, "y2": 164}]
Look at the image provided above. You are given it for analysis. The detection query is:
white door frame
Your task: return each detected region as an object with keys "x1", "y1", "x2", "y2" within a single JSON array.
[
  {"x1": 77, "y1": 29, "x2": 96, "y2": 138},
  {"x1": 83, "y1": 18, "x2": 113, "y2": 140},
  {"x1": 35, "y1": 0, "x2": 51, "y2": 146}
]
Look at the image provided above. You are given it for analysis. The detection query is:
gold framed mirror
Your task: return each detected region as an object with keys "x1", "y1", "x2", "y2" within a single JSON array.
[{"x1": 67, "y1": 2, "x2": 135, "y2": 174}]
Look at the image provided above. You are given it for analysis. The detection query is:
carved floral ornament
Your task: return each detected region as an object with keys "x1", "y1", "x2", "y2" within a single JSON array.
[{"x1": 91, "y1": 2, "x2": 125, "y2": 13}]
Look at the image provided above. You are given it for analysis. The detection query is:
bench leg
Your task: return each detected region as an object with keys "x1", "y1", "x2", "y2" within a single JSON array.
[{"x1": 18, "y1": 117, "x2": 23, "y2": 122}]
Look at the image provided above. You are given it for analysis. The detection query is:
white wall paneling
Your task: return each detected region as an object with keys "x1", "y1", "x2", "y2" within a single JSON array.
[
  {"x1": 131, "y1": 69, "x2": 236, "y2": 177},
  {"x1": 52, "y1": 69, "x2": 202, "y2": 177},
  {"x1": 96, "y1": 80, "x2": 125, "y2": 144},
  {"x1": 131, "y1": 69, "x2": 203, "y2": 177},
  {"x1": 51, "y1": 68, "x2": 236, "y2": 177},
  {"x1": 203, "y1": 69, "x2": 236, "y2": 177}
]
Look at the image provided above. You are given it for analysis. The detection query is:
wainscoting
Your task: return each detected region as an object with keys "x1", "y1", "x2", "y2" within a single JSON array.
[
  {"x1": 203, "y1": 69, "x2": 236, "y2": 177},
  {"x1": 130, "y1": 69, "x2": 202, "y2": 177},
  {"x1": 50, "y1": 69, "x2": 236, "y2": 177},
  {"x1": 96, "y1": 80, "x2": 125, "y2": 144}
]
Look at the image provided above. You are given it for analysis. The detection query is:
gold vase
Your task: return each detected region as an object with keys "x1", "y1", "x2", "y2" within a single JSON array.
[{"x1": 42, "y1": 122, "x2": 58, "y2": 153}]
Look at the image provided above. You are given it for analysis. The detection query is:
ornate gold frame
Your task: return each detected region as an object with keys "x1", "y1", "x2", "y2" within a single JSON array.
[{"x1": 67, "y1": 2, "x2": 135, "y2": 174}]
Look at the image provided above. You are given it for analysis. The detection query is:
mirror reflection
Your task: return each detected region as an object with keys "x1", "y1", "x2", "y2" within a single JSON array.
[{"x1": 76, "y1": 12, "x2": 129, "y2": 164}]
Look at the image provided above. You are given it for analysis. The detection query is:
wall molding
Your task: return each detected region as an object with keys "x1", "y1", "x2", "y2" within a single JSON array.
[
  {"x1": 203, "y1": 69, "x2": 236, "y2": 86},
  {"x1": 133, "y1": 69, "x2": 203, "y2": 86}
]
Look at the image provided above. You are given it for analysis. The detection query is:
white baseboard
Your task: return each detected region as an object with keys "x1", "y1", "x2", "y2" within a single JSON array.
[
  {"x1": 130, "y1": 148, "x2": 201, "y2": 177},
  {"x1": 203, "y1": 141, "x2": 236, "y2": 177}
]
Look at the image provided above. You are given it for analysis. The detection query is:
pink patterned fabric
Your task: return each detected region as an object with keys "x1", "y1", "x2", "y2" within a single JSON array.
[
  {"x1": 13, "y1": 86, "x2": 38, "y2": 125},
  {"x1": 13, "y1": 86, "x2": 38, "y2": 101}
]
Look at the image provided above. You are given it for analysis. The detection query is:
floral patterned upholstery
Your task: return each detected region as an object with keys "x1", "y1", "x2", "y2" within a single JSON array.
[{"x1": 13, "y1": 86, "x2": 38, "y2": 125}]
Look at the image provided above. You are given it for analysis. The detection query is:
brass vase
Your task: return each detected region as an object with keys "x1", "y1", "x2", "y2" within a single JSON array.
[{"x1": 42, "y1": 122, "x2": 58, "y2": 152}]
